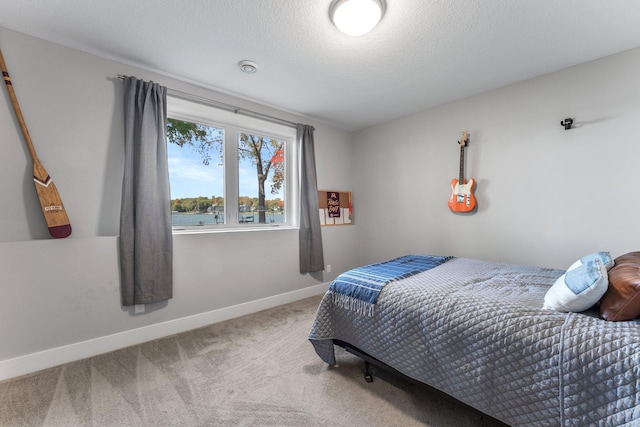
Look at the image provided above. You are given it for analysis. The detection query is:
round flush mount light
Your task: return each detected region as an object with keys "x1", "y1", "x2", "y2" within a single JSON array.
[
  {"x1": 238, "y1": 60, "x2": 259, "y2": 74},
  {"x1": 330, "y1": 0, "x2": 386, "y2": 36}
]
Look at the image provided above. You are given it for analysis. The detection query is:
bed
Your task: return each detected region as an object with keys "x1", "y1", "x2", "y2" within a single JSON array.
[{"x1": 308, "y1": 253, "x2": 640, "y2": 426}]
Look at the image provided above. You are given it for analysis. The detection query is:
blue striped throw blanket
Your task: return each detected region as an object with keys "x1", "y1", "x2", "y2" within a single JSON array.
[{"x1": 329, "y1": 255, "x2": 453, "y2": 316}]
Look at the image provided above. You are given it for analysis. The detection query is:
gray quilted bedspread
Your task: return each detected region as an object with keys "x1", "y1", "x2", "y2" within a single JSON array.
[{"x1": 308, "y1": 258, "x2": 640, "y2": 426}]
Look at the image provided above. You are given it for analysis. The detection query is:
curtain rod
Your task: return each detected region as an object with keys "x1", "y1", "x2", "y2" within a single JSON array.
[{"x1": 117, "y1": 74, "x2": 299, "y2": 129}]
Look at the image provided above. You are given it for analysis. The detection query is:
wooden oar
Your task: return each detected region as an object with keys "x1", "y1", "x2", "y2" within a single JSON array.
[{"x1": 0, "y1": 48, "x2": 71, "y2": 238}]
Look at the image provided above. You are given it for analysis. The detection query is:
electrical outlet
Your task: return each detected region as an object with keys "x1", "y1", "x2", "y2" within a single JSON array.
[
  {"x1": 326, "y1": 264, "x2": 331, "y2": 273},
  {"x1": 134, "y1": 304, "x2": 145, "y2": 314}
]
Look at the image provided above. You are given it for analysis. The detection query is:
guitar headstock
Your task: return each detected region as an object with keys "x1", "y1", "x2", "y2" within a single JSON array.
[{"x1": 458, "y1": 131, "x2": 469, "y2": 147}]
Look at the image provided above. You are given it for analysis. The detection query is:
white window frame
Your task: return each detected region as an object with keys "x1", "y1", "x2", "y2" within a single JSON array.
[{"x1": 167, "y1": 95, "x2": 299, "y2": 233}]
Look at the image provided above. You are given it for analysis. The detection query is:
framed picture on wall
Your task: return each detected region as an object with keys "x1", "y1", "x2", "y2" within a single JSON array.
[{"x1": 318, "y1": 190, "x2": 352, "y2": 226}]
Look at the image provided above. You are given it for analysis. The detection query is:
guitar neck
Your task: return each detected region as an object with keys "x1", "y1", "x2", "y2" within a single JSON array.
[{"x1": 458, "y1": 145, "x2": 465, "y2": 183}]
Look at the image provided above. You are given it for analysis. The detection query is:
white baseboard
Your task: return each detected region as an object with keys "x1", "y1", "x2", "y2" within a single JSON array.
[{"x1": 0, "y1": 283, "x2": 328, "y2": 382}]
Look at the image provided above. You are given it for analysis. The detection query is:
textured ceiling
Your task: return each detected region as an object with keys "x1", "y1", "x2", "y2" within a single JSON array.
[{"x1": 1, "y1": 0, "x2": 640, "y2": 131}]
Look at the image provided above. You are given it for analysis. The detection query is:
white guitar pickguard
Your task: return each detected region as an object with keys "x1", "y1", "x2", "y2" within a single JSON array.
[{"x1": 453, "y1": 178, "x2": 474, "y2": 195}]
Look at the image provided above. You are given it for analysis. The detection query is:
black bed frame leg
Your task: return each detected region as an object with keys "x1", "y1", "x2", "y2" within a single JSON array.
[{"x1": 364, "y1": 361, "x2": 373, "y2": 383}]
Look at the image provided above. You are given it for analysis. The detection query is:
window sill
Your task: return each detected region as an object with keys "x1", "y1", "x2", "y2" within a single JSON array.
[{"x1": 172, "y1": 225, "x2": 298, "y2": 235}]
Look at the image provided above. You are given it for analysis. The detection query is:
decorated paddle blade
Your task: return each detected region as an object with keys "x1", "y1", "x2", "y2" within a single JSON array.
[{"x1": 33, "y1": 164, "x2": 72, "y2": 238}]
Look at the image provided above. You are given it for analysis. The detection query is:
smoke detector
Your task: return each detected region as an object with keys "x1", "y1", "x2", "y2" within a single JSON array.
[{"x1": 238, "y1": 60, "x2": 259, "y2": 74}]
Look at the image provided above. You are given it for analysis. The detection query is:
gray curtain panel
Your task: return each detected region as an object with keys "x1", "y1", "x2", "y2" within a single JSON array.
[
  {"x1": 298, "y1": 124, "x2": 324, "y2": 273},
  {"x1": 119, "y1": 76, "x2": 173, "y2": 306}
]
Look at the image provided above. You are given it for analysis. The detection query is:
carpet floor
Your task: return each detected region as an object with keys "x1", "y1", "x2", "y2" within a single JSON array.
[{"x1": 0, "y1": 295, "x2": 505, "y2": 426}]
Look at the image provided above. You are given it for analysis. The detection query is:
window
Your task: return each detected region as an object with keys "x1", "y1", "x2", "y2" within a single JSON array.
[{"x1": 166, "y1": 96, "x2": 298, "y2": 232}]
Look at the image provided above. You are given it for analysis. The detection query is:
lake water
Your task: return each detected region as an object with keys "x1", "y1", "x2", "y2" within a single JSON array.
[{"x1": 172, "y1": 213, "x2": 285, "y2": 226}]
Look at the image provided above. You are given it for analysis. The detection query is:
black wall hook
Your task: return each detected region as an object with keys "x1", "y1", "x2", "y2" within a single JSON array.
[{"x1": 560, "y1": 118, "x2": 573, "y2": 130}]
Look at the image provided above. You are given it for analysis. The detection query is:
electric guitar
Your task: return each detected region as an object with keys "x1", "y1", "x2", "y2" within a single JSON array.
[{"x1": 448, "y1": 131, "x2": 477, "y2": 212}]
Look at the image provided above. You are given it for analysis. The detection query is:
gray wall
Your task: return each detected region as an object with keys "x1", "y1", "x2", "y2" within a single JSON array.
[
  {"x1": 0, "y1": 29, "x2": 358, "y2": 374},
  {"x1": 353, "y1": 47, "x2": 640, "y2": 269}
]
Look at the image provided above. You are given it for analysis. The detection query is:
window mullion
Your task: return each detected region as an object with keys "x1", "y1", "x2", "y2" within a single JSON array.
[{"x1": 224, "y1": 126, "x2": 240, "y2": 225}]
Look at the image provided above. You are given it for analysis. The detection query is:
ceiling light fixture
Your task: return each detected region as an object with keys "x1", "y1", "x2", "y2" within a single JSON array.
[
  {"x1": 238, "y1": 60, "x2": 259, "y2": 74},
  {"x1": 330, "y1": 0, "x2": 385, "y2": 37}
]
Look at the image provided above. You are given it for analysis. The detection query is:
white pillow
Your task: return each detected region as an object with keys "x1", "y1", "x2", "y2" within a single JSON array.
[{"x1": 543, "y1": 259, "x2": 609, "y2": 312}]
